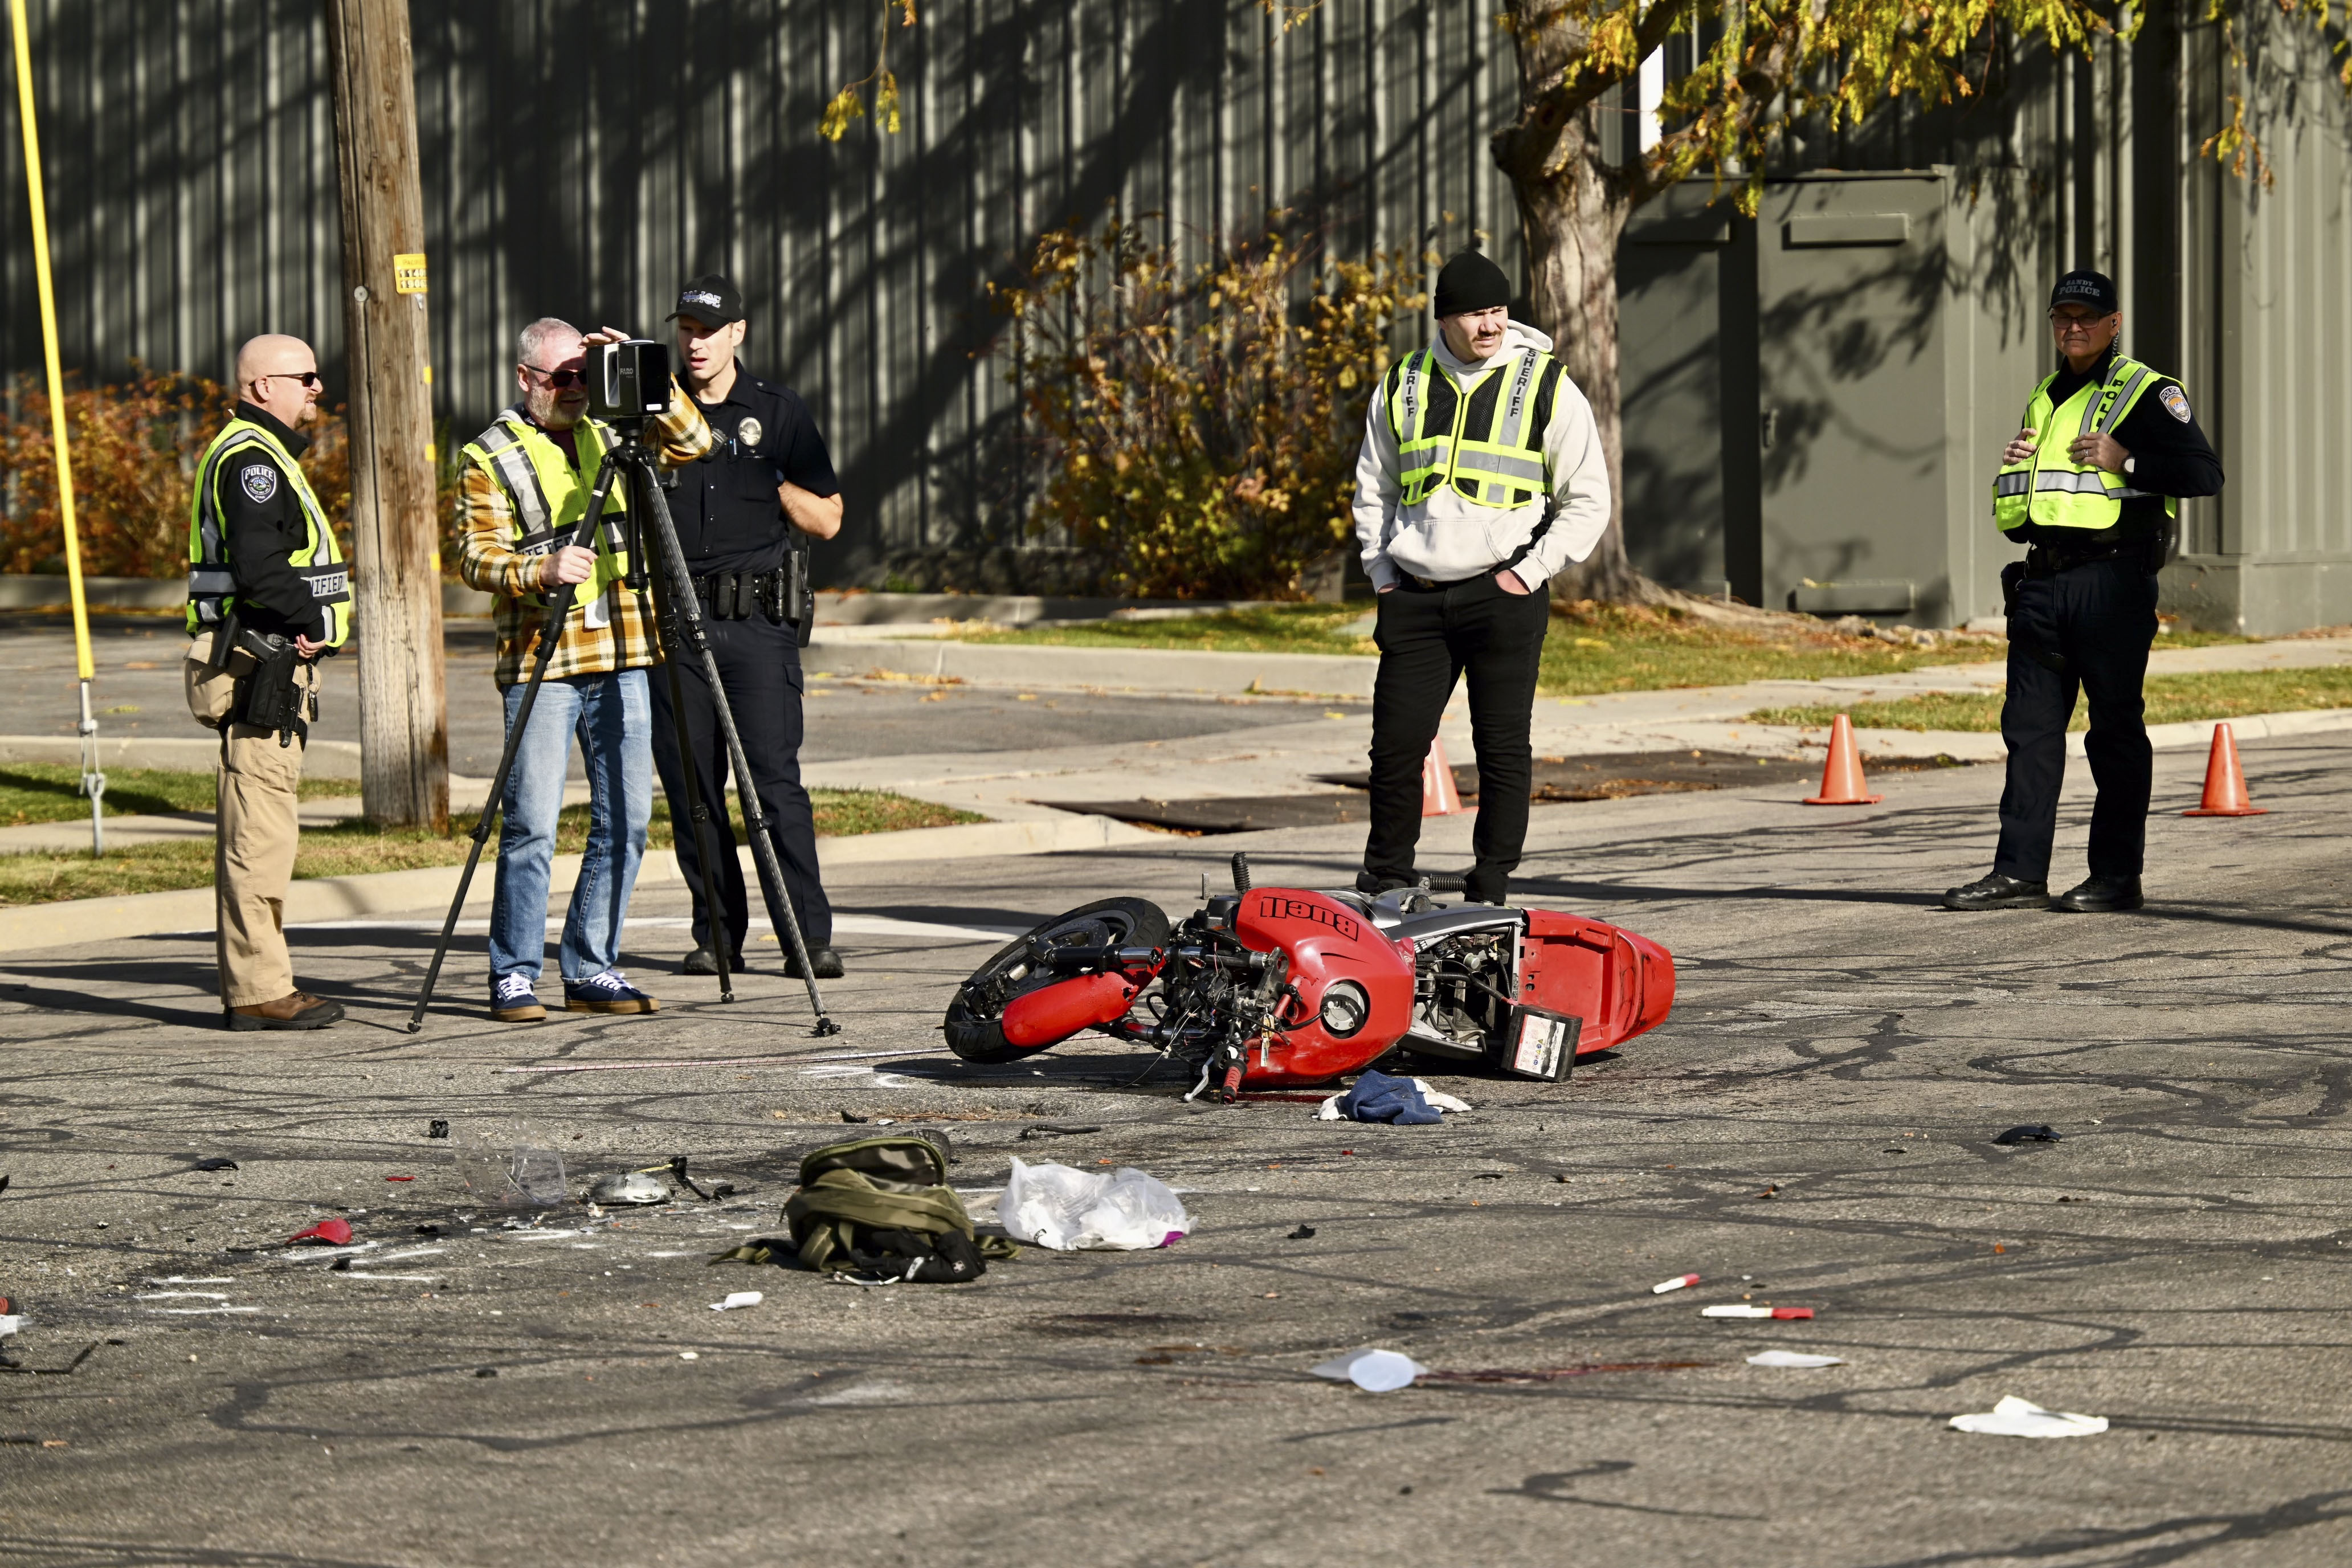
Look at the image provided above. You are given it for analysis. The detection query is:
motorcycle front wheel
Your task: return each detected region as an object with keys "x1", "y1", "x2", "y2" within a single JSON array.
[{"x1": 943, "y1": 896, "x2": 1171, "y2": 1063}]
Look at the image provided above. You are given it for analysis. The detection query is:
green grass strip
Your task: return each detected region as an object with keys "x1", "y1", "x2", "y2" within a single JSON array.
[{"x1": 1748, "y1": 666, "x2": 2352, "y2": 733}]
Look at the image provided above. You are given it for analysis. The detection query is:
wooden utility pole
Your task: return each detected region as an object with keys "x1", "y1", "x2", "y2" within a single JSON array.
[{"x1": 326, "y1": 0, "x2": 448, "y2": 830}]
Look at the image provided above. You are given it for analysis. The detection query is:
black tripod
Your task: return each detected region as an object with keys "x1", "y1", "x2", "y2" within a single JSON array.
[{"x1": 407, "y1": 422, "x2": 838, "y2": 1036}]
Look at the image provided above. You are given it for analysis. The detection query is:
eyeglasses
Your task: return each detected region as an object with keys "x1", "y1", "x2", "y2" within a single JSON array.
[
  {"x1": 258, "y1": 370, "x2": 322, "y2": 388},
  {"x1": 521, "y1": 363, "x2": 587, "y2": 389},
  {"x1": 2048, "y1": 311, "x2": 2113, "y2": 330}
]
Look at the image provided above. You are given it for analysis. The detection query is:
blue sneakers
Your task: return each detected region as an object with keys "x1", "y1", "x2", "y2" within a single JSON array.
[{"x1": 563, "y1": 969, "x2": 661, "y2": 1015}]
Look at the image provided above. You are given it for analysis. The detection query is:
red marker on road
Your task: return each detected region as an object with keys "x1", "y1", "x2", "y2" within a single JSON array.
[{"x1": 1652, "y1": 1273, "x2": 1701, "y2": 1295}]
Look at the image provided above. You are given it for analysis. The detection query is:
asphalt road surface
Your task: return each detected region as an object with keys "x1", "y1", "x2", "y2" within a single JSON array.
[
  {"x1": 2, "y1": 736, "x2": 2349, "y2": 1565},
  {"x1": 0, "y1": 612, "x2": 1361, "y2": 777}
]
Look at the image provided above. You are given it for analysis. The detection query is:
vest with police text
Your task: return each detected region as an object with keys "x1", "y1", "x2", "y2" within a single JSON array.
[
  {"x1": 1382, "y1": 347, "x2": 1563, "y2": 509},
  {"x1": 1993, "y1": 353, "x2": 2179, "y2": 532},
  {"x1": 185, "y1": 417, "x2": 350, "y2": 646}
]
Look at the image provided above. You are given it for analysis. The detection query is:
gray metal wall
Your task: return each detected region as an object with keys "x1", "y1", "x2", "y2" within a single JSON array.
[{"x1": 0, "y1": 0, "x2": 1522, "y2": 585}]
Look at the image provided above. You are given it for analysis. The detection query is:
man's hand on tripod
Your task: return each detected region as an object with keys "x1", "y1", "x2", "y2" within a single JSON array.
[{"x1": 539, "y1": 545, "x2": 599, "y2": 590}]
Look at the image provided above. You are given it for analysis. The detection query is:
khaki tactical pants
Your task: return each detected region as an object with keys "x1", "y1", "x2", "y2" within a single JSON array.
[{"x1": 210, "y1": 660, "x2": 318, "y2": 1008}]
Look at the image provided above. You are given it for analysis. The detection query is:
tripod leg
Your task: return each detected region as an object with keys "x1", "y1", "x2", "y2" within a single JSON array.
[
  {"x1": 628, "y1": 449, "x2": 838, "y2": 1035},
  {"x1": 407, "y1": 455, "x2": 621, "y2": 1032},
  {"x1": 647, "y1": 564, "x2": 736, "y2": 1002}
]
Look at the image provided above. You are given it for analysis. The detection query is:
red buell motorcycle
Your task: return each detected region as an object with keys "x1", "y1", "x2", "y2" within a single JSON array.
[{"x1": 944, "y1": 855, "x2": 1675, "y2": 1099}]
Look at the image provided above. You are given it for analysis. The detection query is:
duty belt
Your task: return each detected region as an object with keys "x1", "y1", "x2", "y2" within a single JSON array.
[
  {"x1": 2024, "y1": 539, "x2": 2141, "y2": 578},
  {"x1": 693, "y1": 568, "x2": 790, "y2": 621}
]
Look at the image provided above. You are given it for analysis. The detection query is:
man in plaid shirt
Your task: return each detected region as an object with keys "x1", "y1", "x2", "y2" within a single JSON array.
[{"x1": 458, "y1": 317, "x2": 716, "y2": 1022}]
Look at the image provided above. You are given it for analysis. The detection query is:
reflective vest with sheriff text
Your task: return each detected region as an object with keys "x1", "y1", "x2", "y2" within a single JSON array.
[
  {"x1": 184, "y1": 417, "x2": 351, "y2": 646},
  {"x1": 1381, "y1": 347, "x2": 1564, "y2": 508}
]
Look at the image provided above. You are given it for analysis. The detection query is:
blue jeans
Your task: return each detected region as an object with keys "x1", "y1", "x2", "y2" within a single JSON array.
[{"x1": 488, "y1": 668, "x2": 652, "y2": 985}]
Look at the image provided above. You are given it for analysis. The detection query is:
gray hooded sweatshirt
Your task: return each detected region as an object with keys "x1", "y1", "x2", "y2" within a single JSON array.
[{"x1": 1350, "y1": 319, "x2": 1610, "y2": 591}]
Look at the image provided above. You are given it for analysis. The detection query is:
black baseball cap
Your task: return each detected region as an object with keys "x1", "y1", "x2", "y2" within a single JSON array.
[
  {"x1": 2049, "y1": 270, "x2": 2119, "y2": 315},
  {"x1": 665, "y1": 274, "x2": 744, "y2": 327}
]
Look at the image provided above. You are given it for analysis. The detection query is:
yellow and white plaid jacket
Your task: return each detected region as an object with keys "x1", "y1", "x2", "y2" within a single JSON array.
[{"x1": 456, "y1": 382, "x2": 716, "y2": 687}]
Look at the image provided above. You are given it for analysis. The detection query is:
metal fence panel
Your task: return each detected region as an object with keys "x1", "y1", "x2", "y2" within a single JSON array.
[{"x1": 0, "y1": 0, "x2": 1522, "y2": 584}]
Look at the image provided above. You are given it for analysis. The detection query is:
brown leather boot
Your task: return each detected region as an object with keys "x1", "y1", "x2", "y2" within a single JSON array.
[{"x1": 224, "y1": 991, "x2": 346, "y2": 1031}]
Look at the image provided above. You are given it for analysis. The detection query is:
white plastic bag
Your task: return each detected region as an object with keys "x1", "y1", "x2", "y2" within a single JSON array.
[{"x1": 997, "y1": 1157, "x2": 1191, "y2": 1251}]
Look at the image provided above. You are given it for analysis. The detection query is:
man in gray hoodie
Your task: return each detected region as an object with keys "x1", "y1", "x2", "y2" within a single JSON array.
[{"x1": 1351, "y1": 249, "x2": 1611, "y2": 904}]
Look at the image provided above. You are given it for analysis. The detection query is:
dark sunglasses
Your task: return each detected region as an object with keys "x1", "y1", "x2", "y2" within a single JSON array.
[
  {"x1": 522, "y1": 363, "x2": 587, "y2": 389},
  {"x1": 259, "y1": 370, "x2": 323, "y2": 388}
]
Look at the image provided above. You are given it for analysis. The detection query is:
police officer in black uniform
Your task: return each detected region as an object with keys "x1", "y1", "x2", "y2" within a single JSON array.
[
  {"x1": 651, "y1": 275, "x2": 844, "y2": 977},
  {"x1": 1943, "y1": 270, "x2": 2224, "y2": 914}
]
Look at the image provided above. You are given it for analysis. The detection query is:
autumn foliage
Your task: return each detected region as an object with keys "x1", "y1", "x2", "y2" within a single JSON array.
[{"x1": 991, "y1": 215, "x2": 1422, "y2": 600}]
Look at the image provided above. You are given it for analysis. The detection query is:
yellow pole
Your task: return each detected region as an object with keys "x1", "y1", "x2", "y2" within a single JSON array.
[{"x1": 9, "y1": 0, "x2": 102, "y2": 853}]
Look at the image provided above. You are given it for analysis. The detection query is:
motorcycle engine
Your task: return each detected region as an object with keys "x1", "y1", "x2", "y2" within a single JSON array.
[{"x1": 1414, "y1": 930, "x2": 1516, "y2": 1051}]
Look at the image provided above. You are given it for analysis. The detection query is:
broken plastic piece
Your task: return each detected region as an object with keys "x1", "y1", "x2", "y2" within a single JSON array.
[
  {"x1": 1948, "y1": 1394, "x2": 2108, "y2": 1438},
  {"x1": 1993, "y1": 1124, "x2": 2060, "y2": 1145},
  {"x1": 428, "y1": 1120, "x2": 450, "y2": 1139},
  {"x1": 712, "y1": 1291, "x2": 763, "y2": 1312},
  {"x1": 1288, "y1": 1225, "x2": 1317, "y2": 1240},
  {"x1": 588, "y1": 1172, "x2": 671, "y2": 1206},
  {"x1": 1747, "y1": 1350, "x2": 1844, "y2": 1368},
  {"x1": 1310, "y1": 1348, "x2": 1427, "y2": 1393},
  {"x1": 190, "y1": 1158, "x2": 238, "y2": 1173},
  {"x1": 666, "y1": 1156, "x2": 713, "y2": 1200},
  {"x1": 0, "y1": 1315, "x2": 19, "y2": 1338},
  {"x1": 286, "y1": 1219, "x2": 353, "y2": 1247},
  {"x1": 385, "y1": 1175, "x2": 415, "y2": 1183},
  {"x1": 1701, "y1": 1304, "x2": 1814, "y2": 1320},
  {"x1": 1652, "y1": 1273, "x2": 1700, "y2": 1294}
]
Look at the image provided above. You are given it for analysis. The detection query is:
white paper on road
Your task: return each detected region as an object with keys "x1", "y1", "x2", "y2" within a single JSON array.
[
  {"x1": 1947, "y1": 1395, "x2": 2109, "y2": 1438},
  {"x1": 712, "y1": 1291, "x2": 763, "y2": 1311},
  {"x1": 1747, "y1": 1350, "x2": 1844, "y2": 1368}
]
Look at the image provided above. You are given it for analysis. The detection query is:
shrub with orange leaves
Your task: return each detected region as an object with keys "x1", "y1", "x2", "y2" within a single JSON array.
[{"x1": 990, "y1": 214, "x2": 1421, "y2": 600}]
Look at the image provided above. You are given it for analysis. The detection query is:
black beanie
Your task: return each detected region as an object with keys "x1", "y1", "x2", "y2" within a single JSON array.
[{"x1": 1433, "y1": 249, "x2": 1512, "y2": 318}]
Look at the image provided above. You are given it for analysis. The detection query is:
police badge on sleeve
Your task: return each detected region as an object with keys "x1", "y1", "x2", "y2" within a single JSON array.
[
  {"x1": 2159, "y1": 385, "x2": 2192, "y2": 423},
  {"x1": 240, "y1": 463, "x2": 279, "y2": 503}
]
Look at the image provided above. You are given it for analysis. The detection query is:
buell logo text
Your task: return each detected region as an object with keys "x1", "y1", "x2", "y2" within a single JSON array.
[{"x1": 1255, "y1": 895, "x2": 1360, "y2": 944}]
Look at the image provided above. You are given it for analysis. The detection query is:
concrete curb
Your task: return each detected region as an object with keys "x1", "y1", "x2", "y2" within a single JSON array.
[
  {"x1": 0, "y1": 734, "x2": 366, "y2": 778},
  {"x1": 0, "y1": 813, "x2": 1154, "y2": 953},
  {"x1": 806, "y1": 636, "x2": 1376, "y2": 698}
]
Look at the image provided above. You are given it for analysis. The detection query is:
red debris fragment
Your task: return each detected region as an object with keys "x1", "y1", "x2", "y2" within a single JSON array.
[
  {"x1": 287, "y1": 1218, "x2": 353, "y2": 1247},
  {"x1": 385, "y1": 1176, "x2": 415, "y2": 1183},
  {"x1": 1770, "y1": 1307, "x2": 1814, "y2": 1320}
]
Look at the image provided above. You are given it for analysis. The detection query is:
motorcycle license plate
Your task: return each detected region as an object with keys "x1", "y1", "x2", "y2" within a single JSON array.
[{"x1": 1504, "y1": 1006, "x2": 1582, "y2": 1082}]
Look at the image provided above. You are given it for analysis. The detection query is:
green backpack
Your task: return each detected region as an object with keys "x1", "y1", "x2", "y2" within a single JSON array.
[{"x1": 713, "y1": 1135, "x2": 1017, "y2": 1283}]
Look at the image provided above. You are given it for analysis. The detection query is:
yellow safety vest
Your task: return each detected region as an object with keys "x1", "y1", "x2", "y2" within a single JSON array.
[
  {"x1": 459, "y1": 410, "x2": 635, "y2": 610},
  {"x1": 1992, "y1": 353, "x2": 2179, "y2": 532},
  {"x1": 185, "y1": 417, "x2": 351, "y2": 646},
  {"x1": 1382, "y1": 347, "x2": 1563, "y2": 508}
]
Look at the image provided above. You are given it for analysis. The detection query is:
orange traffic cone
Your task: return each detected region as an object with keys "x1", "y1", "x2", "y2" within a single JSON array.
[
  {"x1": 1421, "y1": 737, "x2": 1464, "y2": 816},
  {"x1": 2182, "y1": 722, "x2": 2268, "y2": 816},
  {"x1": 1803, "y1": 714, "x2": 1883, "y2": 805}
]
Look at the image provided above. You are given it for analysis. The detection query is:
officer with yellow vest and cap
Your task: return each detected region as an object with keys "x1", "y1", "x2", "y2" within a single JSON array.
[
  {"x1": 1352, "y1": 249, "x2": 1610, "y2": 905},
  {"x1": 182, "y1": 333, "x2": 352, "y2": 1030},
  {"x1": 1943, "y1": 270, "x2": 2223, "y2": 913},
  {"x1": 456, "y1": 317, "x2": 717, "y2": 1022}
]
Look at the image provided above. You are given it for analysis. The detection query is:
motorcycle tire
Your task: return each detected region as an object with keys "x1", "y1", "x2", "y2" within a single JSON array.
[{"x1": 944, "y1": 896, "x2": 1171, "y2": 1064}]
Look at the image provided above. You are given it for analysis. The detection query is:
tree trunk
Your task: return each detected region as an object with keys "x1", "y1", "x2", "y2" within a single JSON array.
[{"x1": 326, "y1": 0, "x2": 448, "y2": 830}]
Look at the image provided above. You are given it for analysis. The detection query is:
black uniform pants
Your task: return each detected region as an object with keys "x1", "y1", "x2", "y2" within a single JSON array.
[
  {"x1": 1993, "y1": 557, "x2": 2158, "y2": 884},
  {"x1": 1363, "y1": 573, "x2": 1550, "y2": 904},
  {"x1": 648, "y1": 614, "x2": 833, "y2": 956}
]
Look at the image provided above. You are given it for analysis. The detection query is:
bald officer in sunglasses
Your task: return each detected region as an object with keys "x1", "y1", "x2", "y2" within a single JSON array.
[{"x1": 182, "y1": 334, "x2": 351, "y2": 1030}]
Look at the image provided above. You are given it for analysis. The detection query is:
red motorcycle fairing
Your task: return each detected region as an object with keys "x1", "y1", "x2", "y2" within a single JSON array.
[
  {"x1": 1517, "y1": 909, "x2": 1677, "y2": 1054},
  {"x1": 1230, "y1": 889, "x2": 1415, "y2": 1086},
  {"x1": 1000, "y1": 971, "x2": 1142, "y2": 1048}
]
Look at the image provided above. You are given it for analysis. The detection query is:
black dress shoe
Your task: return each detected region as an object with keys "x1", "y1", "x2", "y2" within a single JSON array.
[
  {"x1": 1941, "y1": 873, "x2": 2051, "y2": 911},
  {"x1": 785, "y1": 945, "x2": 846, "y2": 980},
  {"x1": 2053, "y1": 875, "x2": 2143, "y2": 912},
  {"x1": 680, "y1": 946, "x2": 719, "y2": 976}
]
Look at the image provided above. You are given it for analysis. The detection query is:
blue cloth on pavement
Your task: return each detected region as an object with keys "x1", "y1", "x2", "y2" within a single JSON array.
[{"x1": 1334, "y1": 1069, "x2": 1442, "y2": 1125}]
